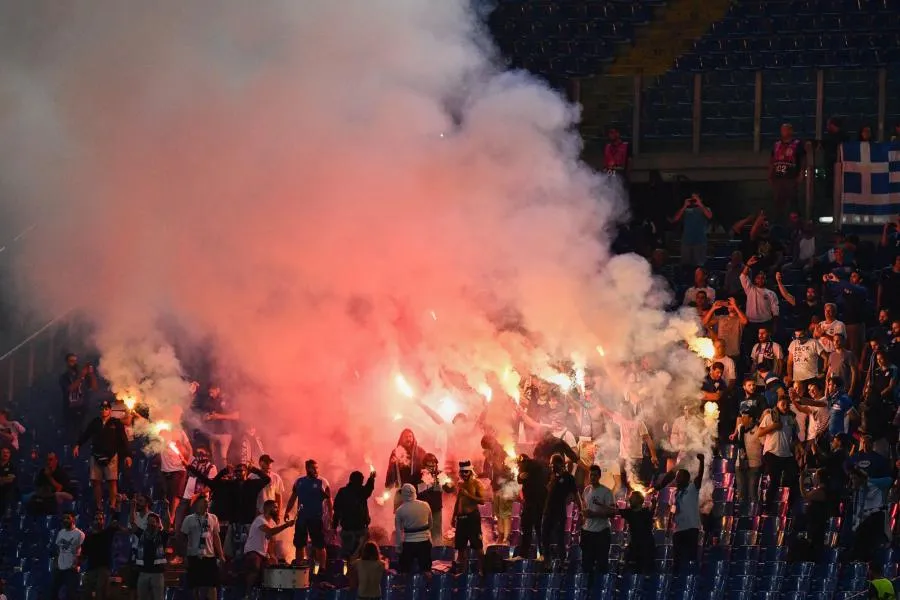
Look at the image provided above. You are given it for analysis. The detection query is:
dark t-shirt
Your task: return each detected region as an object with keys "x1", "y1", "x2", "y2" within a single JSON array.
[
  {"x1": 202, "y1": 395, "x2": 233, "y2": 435},
  {"x1": 139, "y1": 532, "x2": 168, "y2": 573},
  {"x1": 845, "y1": 451, "x2": 892, "y2": 479},
  {"x1": 544, "y1": 471, "x2": 577, "y2": 518},
  {"x1": 738, "y1": 393, "x2": 767, "y2": 423},
  {"x1": 741, "y1": 229, "x2": 783, "y2": 272},
  {"x1": 35, "y1": 467, "x2": 72, "y2": 496},
  {"x1": 81, "y1": 527, "x2": 117, "y2": 569},
  {"x1": 519, "y1": 459, "x2": 548, "y2": 506},
  {"x1": 0, "y1": 461, "x2": 15, "y2": 488},
  {"x1": 794, "y1": 301, "x2": 824, "y2": 332},
  {"x1": 880, "y1": 269, "x2": 900, "y2": 311},
  {"x1": 621, "y1": 507, "x2": 654, "y2": 547}
]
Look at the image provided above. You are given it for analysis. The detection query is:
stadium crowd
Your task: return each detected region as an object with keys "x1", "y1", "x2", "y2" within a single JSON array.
[{"x1": 0, "y1": 124, "x2": 898, "y2": 600}]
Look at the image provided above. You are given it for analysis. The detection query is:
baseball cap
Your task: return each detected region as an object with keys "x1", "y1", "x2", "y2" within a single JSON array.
[
  {"x1": 259, "y1": 454, "x2": 274, "y2": 464},
  {"x1": 100, "y1": 400, "x2": 112, "y2": 409},
  {"x1": 459, "y1": 459, "x2": 474, "y2": 472}
]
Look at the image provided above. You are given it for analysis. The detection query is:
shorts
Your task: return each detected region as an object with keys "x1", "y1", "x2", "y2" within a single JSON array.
[
  {"x1": 186, "y1": 556, "x2": 220, "y2": 588},
  {"x1": 294, "y1": 517, "x2": 326, "y2": 550},
  {"x1": 90, "y1": 455, "x2": 119, "y2": 482},
  {"x1": 399, "y1": 540, "x2": 432, "y2": 573},
  {"x1": 162, "y1": 470, "x2": 187, "y2": 500},
  {"x1": 454, "y1": 512, "x2": 483, "y2": 551}
]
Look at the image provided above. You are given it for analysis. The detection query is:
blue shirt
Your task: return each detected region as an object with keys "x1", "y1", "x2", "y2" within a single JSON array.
[
  {"x1": 827, "y1": 392, "x2": 853, "y2": 436},
  {"x1": 293, "y1": 476, "x2": 327, "y2": 519},
  {"x1": 682, "y1": 207, "x2": 708, "y2": 245}
]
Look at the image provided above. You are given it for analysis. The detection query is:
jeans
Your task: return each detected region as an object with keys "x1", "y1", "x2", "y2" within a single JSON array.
[
  {"x1": 136, "y1": 572, "x2": 165, "y2": 600},
  {"x1": 673, "y1": 528, "x2": 700, "y2": 571},
  {"x1": 48, "y1": 568, "x2": 79, "y2": 600},
  {"x1": 540, "y1": 511, "x2": 567, "y2": 561},
  {"x1": 516, "y1": 501, "x2": 543, "y2": 557},
  {"x1": 847, "y1": 512, "x2": 886, "y2": 563},
  {"x1": 580, "y1": 529, "x2": 611, "y2": 574},
  {"x1": 736, "y1": 466, "x2": 760, "y2": 511},
  {"x1": 763, "y1": 452, "x2": 799, "y2": 514},
  {"x1": 83, "y1": 567, "x2": 110, "y2": 600}
]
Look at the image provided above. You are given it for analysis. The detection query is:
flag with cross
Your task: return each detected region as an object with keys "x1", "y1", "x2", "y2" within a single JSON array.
[{"x1": 839, "y1": 141, "x2": 900, "y2": 231}]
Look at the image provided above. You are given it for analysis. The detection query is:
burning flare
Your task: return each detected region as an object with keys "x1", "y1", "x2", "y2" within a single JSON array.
[
  {"x1": 545, "y1": 372, "x2": 573, "y2": 393},
  {"x1": 477, "y1": 383, "x2": 493, "y2": 403},
  {"x1": 703, "y1": 401, "x2": 720, "y2": 421},
  {"x1": 118, "y1": 392, "x2": 137, "y2": 411},
  {"x1": 688, "y1": 337, "x2": 715, "y2": 360},
  {"x1": 394, "y1": 374, "x2": 415, "y2": 399},
  {"x1": 151, "y1": 421, "x2": 172, "y2": 435}
]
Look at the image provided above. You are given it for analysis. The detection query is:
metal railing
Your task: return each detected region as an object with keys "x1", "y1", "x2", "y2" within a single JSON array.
[{"x1": 577, "y1": 67, "x2": 897, "y2": 154}]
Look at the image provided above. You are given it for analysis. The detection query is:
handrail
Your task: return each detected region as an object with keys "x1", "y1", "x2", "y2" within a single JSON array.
[{"x1": 0, "y1": 312, "x2": 68, "y2": 363}]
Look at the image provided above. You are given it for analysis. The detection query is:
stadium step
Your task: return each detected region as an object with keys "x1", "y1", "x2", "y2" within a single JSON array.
[
  {"x1": 580, "y1": 0, "x2": 732, "y2": 139},
  {"x1": 609, "y1": 0, "x2": 734, "y2": 77}
]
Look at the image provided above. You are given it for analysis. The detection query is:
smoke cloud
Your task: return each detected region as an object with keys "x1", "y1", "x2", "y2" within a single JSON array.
[{"x1": 0, "y1": 0, "x2": 710, "y2": 498}]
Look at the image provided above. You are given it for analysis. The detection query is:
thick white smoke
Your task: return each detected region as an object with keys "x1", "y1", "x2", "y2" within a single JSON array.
[{"x1": 0, "y1": 0, "x2": 711, "y2": 497}]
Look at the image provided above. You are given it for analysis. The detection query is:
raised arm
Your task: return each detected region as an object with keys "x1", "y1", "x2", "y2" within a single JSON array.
[
  {"x1": 729, "y1": 297, "x2": 749, "y2": 325},
  {"x1": 774, "y1": 272, "x2": 797, "y2": 306},
  {"x1": 750, "y1": 212, "x2": 766, "y2": 240},
  {"x1": 694, "y1": 454, "x2": 705, "y2": 489},
  {"x1": 702, "y1": 304, "x2": 719, "y2": 327},
  {"x1": 732, "y1": 214, "x2": 754, "y2": 236}
]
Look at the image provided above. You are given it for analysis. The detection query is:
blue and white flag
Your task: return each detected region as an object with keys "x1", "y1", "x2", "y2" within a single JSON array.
[{"x1": 839, "y1": 141, "x2": 900, "y2": 230}]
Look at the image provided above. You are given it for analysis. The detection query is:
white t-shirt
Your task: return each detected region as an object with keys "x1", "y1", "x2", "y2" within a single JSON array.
[
  {"x1": 253, "y1": 471, "x2": 285, "y2": 512},
  {"x1": 674, "y1": 485, "x2": 701, "y2": 532},
  {"x1": 613, "y1": 413, "x2": 649, "y2": 460},
  {"x1": 182, "y1": 512, "x2": 220, "y2": 558},
  {"x1": 582, "y1": 485, "x2": 615, "y2": 533},
  {"x1": 683, "y1": 286, "x2": 715, "y2": 306},
  {"x1": 244, "y1": 515, "x2": 273, "y2": 557},
  {"x1": 759, "y1": 410, "x2": 797, "y2": 458},
  {"x1": 798, "y1": 237, "x2": 816, "y2": 261},
  {"x1": 160, "y1": 433, "x2": 188, "y2": 473},
  {"x1": 708, "y1": 356, "x2": 736, "y2": 382},
  {"x1": 819, "y1": 319, "x2": 846, "y2": 354},
  {"x1": 55, "y1": 528, "x2": 85, "y2": 570},
  {"x1": 788, "y1": 338, "x2": 824, "y2": 381}
]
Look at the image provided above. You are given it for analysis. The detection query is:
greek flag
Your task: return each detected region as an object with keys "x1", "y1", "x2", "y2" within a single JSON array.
[{"x1": 839, "y1": 141, "x2": 900, "y2": 231}]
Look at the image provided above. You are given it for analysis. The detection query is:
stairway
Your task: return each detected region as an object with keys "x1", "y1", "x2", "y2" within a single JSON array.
[{"x1": 580, "y1": 0, "x2": 733, "y2": 141}]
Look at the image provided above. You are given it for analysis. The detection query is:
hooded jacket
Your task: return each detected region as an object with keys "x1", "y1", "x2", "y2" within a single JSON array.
[{"x1": 394, "y1": 483, "x2": 432, "y2": 546}]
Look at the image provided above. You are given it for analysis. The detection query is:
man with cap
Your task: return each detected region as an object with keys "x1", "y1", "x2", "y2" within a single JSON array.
[
  {"x1": 251, "y1": 454, "x2": 287, "y2": 561},
  {"x1": 252, "y1": 455, "x2": 284, "y2": 515},
  {"x1": 452, "y1": 459, "x2": 485, "y2": 575},
  {"x1": 394, "y1": 483, "x2": 433, "y2": 573},
  {"x1": 74, "y1": 399, "x2": 132, "y2": 512}
]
